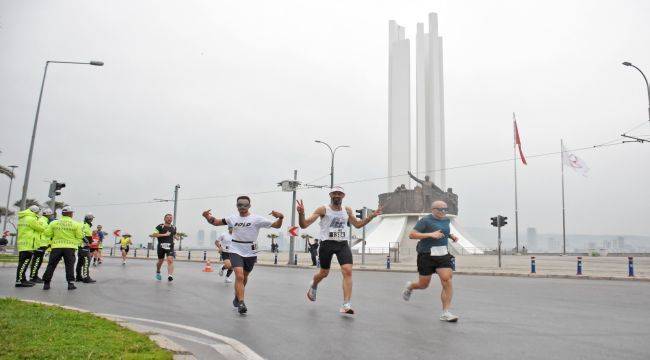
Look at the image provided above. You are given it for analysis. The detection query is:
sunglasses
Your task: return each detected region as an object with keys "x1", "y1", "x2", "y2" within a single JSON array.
[
  {"x1": 432, "y1": 208, "x2": 448, "y2": 212},
  {"x1": 236, "y1": 202, "x2": 251, "y2": 208}
]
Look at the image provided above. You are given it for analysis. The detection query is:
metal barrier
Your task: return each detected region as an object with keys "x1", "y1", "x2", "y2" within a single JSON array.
[
  {"x1": 531, "y1": 256, "x2": 536, "y2": 274},
  {"x1": 576, "y1": 256, "x2": 583, "y2": 275},
  {"x1": 629, "y1": 257, "x2": 634, "y2": 277}
]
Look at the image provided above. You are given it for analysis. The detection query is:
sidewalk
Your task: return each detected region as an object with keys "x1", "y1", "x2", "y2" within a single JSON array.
[{"x1": 105, "y1": 248, "x2": 649, "y2": 281}]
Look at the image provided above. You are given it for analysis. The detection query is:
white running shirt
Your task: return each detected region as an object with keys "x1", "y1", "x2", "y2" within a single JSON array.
[
  {"x1": 319, "y1": 205, "x2": 348, "y2": 241},
  {"x1": 225, "y1": 213, "x2": 273, "y2": 257},
  {"x1": 216, "y1": 232, "x2": 233, "y2": 252}
]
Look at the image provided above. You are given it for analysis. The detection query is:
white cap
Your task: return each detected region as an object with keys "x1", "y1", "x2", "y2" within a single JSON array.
[
  {"x1": 28, "y1": 205, "x2": 40, "y2": 213},
  {"x1": 42, "y1": 209, "x2": 53, "y2": 216},
  {"x1": 61, "y1": 206, "x2": 74, "y2": 214},
  {"x1": 329, "y1": 186, "x2": 345, "y2": 194}
]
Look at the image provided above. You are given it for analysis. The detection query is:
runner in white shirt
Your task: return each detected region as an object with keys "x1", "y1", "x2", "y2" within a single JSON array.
[
  {"x1": 297, "y1": 186, "x2": 382, "y2": 314},
  {"x1": 202, "y1": 195, "x2": 284, "y2": 314},
  {"x1": 216, "y1": 227, "x2": 234, "y2": 283}
]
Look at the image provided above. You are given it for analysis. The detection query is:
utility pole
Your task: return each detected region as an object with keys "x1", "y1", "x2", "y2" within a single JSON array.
[
  {"x1": 278, "y1": 171, "x2": 300, "y2": 265},
  {"x1": 173, "y1": 184, "x2": 180, "y2": 249},
  {"x1": 491, "y1": 215, "x2": 508, "y2": 268},
  {"x1": 361, "y1": 207, "x2": 367, "y2": 265}
]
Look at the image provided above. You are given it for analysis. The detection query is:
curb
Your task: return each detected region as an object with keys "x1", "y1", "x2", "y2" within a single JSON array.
[{"x1": 8, "y1": 298, "x2": 197, "y2": 359}]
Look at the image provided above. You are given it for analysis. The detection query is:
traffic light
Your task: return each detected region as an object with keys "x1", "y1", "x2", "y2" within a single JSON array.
[
  {"x1": 490, "y1": 216, "x2": 498, "y2": 227},
  {"x1": 499, "y1": 216, "x2": 508, "y2": 227},
  {"x1": 48, "y1": 180, "x2": 66, "y2": 199},
  {"x1": 355, "y1": 209, "x2": 364, "y2": 219}
]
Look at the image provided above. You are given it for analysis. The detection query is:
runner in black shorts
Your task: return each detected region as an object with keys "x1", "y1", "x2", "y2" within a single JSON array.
[
  {"x1": 402, "y1": 200, "x2": 460, "y2": 322},
  {"x1": 297, "y1": 186, "x2": 382, "y2": 314},
  {"x1": 216, "y1": 227, "x2": 234, "y2": 283},
  {"x1": 150, "y1": 214, "x2": 178, "y2": 282},
  {"x1": 202, "y1": 196, "x2": 284, "y2": 314}
]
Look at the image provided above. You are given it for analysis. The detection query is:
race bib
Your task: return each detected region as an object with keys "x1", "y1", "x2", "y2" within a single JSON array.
[
  {"x1": 328, "y1": 230, "x2": 347, "y2": 241},
  {"x1": 160, "y1": 243, "x2": 171, "y2": 250},
  {"x1": 430, "y1": 246, "x2": 449, "y2": 256}
]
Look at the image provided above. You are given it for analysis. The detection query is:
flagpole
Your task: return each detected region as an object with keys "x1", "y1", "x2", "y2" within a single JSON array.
[
  {"x1": 513, "y1": 113, "x2": 520, "y2": 254},
  {"x1": 560, "y1": 139, "x2": 566, "y2": 255}
]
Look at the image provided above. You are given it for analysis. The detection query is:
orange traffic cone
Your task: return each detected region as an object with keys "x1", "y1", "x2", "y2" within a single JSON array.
[{"x1": 202, "y1": 259, "x2": 213, "y2": 272}]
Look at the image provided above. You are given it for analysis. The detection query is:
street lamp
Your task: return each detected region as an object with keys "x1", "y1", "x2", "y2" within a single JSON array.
[
  {"x1": 19, "y1": 60, "x2": 104, "y2": 210},
  {"x1": 622, "y1": 61, "x2": 650, "y2": 123},
  {"x1": 2, "y1": 165, "x2": 18, "y2": 236},
  {"x1": 314, "y1": 140, "x2": 350, "y2": 188}
]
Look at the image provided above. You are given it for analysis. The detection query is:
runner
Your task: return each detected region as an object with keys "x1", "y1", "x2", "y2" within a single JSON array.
[
  {"x1": 89, "y1": 230, "x2": 100, "y2": 266},
  {"x1": 401, "y1": 200, "x2": 460, "y2": 322},
  {"x1": 119, "y1": 234, "x2": 132, "y2": 265},
  {"x1": 151, "y1": 214, "x2": 178, "y2": 281},
  {"x1": 93, "y1": 224, "x2": 106, "y2": 266},
  {"x1": 297, "y1": 186, "x2": 382, "y2": 314},
  {"x1": 202, "y1": 196, "x2": 284, "y2": 314},
  {"x1": 216, "y1": 226, "x2": 234, "y2": 283}
]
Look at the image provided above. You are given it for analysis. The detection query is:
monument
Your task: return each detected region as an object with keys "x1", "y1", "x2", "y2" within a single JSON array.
[{"x1": 362, "y1": 12, "x2": 483, "y2": 257}]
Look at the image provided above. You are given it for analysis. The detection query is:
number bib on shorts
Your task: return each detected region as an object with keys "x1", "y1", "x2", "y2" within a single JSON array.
[{"x1": 160, "y1": 243, "x2": 171, "y2": 250}]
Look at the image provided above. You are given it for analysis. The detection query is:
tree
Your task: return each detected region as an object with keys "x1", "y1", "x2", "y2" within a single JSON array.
[
  {"x1": 177, "y1": 232, "x2": 187, "y2": 251},
  {"x1": 14, "y1": 199, "x2": 41, "y2": 209},
  {"x1": 43, "y1": 200, "x2": 67, "y2": 211},
  {"x1": 0, "y1": 165, "x2": 15, "y2": 179},
  {"x1": 0, "y1": 207, "x2": 15, "y2": 218}
]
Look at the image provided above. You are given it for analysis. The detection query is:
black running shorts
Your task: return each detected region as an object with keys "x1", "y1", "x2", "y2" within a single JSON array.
[
  {"x1": 417, "y1": 253, "x2": 454, "y2": 276},
  {"x1": 318, "y1": 240, "x2": 353, "y2": 269},
  {"x1": 230, "y1": 253, "x2": 256, "y2": 273},
  {"x1": 220, "y1": 251, "x2": 230, "y2": 261},
  {"x1": 121, "y1": 246, "x2": 130, "y2": 253},
  {"x1": 157, "y1": 245, "x2": 175, "y2": 259}
]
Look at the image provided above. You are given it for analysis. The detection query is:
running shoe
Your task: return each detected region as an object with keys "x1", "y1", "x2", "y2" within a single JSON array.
[
  {"x1": 339, "y1": 303, "x2": 354, "y2": 314},
  {"x1": 30, "y1": 277, "x2": 44, "y2": 284},
  {"x1": 155, "y1": 273, "x2": 162, "y2": 281},
  {"x1": 219, "y1": 267, "x2": 224, "y2": 276},
  {"x1": 402, "y1": 281, "x2": 413, "y2": 301},
  {"x1": 306, "y1": 282, "x2": 317, "y2": 302},
  {"x1": 122, "y1": 261, "x2": 126, "y2": 266},
  {"x1": 238, "y1": 302, "x2": 248, "y2": 314},
  {"x1": 224, "y1": 277, "x2": 233, "y2": 283},
  {"x1": 233, "y1": 296, "x2": 239, "y2": 308},
  {"x1": 440, "y1": 311, "x2": 459, "y2": 322},
  {"x1": 43, "y1": 282, "x2": 50, "y2": 290},
  {"x1": 67, "y1": 282, "x2": 77, "y2": 290},
  {"x1": 168, "y1": 275, "x2": 174, "y2": 282}
]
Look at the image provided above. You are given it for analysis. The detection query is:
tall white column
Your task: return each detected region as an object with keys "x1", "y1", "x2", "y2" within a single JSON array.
[{"x1": 388, "y1": 20, "x2": 411, "y2": 192}]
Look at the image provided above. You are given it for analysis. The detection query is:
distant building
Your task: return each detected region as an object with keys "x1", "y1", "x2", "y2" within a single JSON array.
[
  {"x1": 613, "y1": 236, "x2": 625, "y2": 250},
  {"x1": 603, "y1": 239, "x2": 612, "y2": 249},
  {"x1": 547, "y1": 237, "x2": 560, "y2": 252},
  {"x1": 210, "y1": 230, "x2": 218, "y2": 242},
  {"x1": 197, "y1": 230, "x2": 205, "y2": 247}
]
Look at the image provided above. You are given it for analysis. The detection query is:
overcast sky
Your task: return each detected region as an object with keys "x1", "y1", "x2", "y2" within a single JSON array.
[{"x1": 1, "y1": 0, "x2": 649, "y2": 245}]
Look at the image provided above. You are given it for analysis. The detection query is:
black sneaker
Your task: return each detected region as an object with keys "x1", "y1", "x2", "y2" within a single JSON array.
[
  {"x1": 15, "y1": 281, "x2": 35, "y2": 288},
  {"x1": 43, "y1": 282, "x2": 50, "y2": 290},
  {"x1": 233, "y1": 296, "x2": 239, "y2": 308},
  {"x1": 68, "y1": 282, "x2": 77, "y2": 290},
  {"x1": 30, "y1": 277, "x2": 44, "y2": 284},
  {"x1": 75, "y1": 277, "x2": 83, "y2": 282},
  {"x1": 168, "y1": 275, "x2": 174, "y2": 282},
  {"x1": 238, "y1": 302, "x2": 248, "y2": 314},
  {"x1": 83, "y1": 278, "x2": 97, "y2": 283}
]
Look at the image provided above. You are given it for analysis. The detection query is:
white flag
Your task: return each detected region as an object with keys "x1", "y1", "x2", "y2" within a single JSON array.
[{"x1": 562, "y1": 143, "x2": 589, "y2": 177}]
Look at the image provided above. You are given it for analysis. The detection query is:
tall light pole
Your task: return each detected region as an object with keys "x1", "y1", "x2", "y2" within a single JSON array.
[
  {"x1": 314, "y1": 140, "x2": 350, "y2": 188},
  {"x1": 2, "y1": 165, "x2": 18, "y2": 235},
  {"x1": 19, "y1": 60, "x2": 104, "y2": 210},
  {"x1": 622, "y1": 62, "x2": 650, "y2": 123},
  {"x1": 154, "y1": 184, "x2": 181, "y2": 248}
]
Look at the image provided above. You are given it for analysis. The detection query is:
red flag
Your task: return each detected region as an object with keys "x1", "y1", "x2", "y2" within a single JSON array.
[
  {"x1": 288, "y1": 226, "x2": 298, "y2": 237},
  {"x1": 513, "y1": 114, "x2": 527, "y2": 165}
]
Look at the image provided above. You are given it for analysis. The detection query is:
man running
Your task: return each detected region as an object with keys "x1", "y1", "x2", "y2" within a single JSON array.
[
  {"x1": 216, "y1": 226, "x2": 234, "y2": 283},
  {"x1": 92, "y1": 224, "x2": 105, "y2": 266},
  {"x1": 42, "y1": 206, "x2": 83, "y2": 290},
  {"x1": 297, "y1": 186, "x2": 382, "y2": 314},
  {"x1": 120, "y1": 234, "x2": 132, "y2": 265},
  {"x1": 202, "y1": 196, "x2": 284, "y2": 314},
  {"x1": 75, "y1": 213, "x2": 96, "y2": 283},
  {"x1": 151, "y1": 214, "x2": 177, "y2": 281},
  {"x1": 401, "y1": 200, "x2": 460, "y2": 322}
]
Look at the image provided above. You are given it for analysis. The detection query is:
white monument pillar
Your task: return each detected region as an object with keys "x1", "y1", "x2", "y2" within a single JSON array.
[
  {"x1": 387, "y1": 20, "x2": 411, "y2": 192},
  {"x1": 416, "y1": 13, "x2": 446, "y2": 189}
]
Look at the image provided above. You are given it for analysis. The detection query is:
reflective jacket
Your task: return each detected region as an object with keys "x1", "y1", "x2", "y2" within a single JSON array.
[
  {"x1": 33, "y1": 215, "x2": 50, "y2": 248},
  {"x1": 42, "y1": 216, "x2": 83, "y2": 249},
  {"x1": 17, "y1": 209, "x2": 45, "y2": 251}
]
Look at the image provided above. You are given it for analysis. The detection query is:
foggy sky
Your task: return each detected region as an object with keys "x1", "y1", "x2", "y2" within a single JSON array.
[{"x1": 1, "y1": 0, "x2": 649, "y2": 246}]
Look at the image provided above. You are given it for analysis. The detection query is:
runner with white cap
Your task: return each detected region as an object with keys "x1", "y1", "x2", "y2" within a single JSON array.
[{"x1": 297, "y1": 186, "x2": 382, "y2": 314}]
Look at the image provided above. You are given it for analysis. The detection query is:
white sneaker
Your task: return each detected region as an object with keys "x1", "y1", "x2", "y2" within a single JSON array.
[
  {"x1": 224, "y1": 277, "x2": 233, "y2": 283},
  {"x1": 306, "y1": 282, "x2": 317, "y2": 302},
  {"x1": 339, "y1": 302, "x2": 354, "y2": 314},
  {"x1": 440, "y1": 311, "x2": 459, "y2": 322},
  {"x1": 402, "y1": 281, "x2": 412, "y2": 301}
]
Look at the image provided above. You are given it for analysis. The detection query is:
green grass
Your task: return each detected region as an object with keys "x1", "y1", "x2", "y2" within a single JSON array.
[
  {"x1": 0, "y1": 254, "x2": 18, "y2": 263},
  {"x1": 0, "y1": 298, "x2": 173, "y2": 360}
]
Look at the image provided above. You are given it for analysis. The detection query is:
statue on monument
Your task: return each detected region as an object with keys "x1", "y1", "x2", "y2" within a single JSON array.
[{"x1": 378, "y1": 171, "x2": 458, "y2": 215}]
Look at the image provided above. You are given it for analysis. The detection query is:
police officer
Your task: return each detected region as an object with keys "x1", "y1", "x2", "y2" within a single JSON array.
[
  {"x1": 42, "y1": 206, "x2": 83, "y2": 290},
  {"x1": 15, "y1": 205, "x2": 45, "y2": 287},
  {"x1": 75, "y1": 213, "x2": 96, "y2": 283},
  {"x1": 29, "y1": 208, "x2": 52, "y2": 283}
]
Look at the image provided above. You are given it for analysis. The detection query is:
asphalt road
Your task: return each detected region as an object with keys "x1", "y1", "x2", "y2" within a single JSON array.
[{"x1": 2, "y1": 258, "x2": 649, "y2": 360}]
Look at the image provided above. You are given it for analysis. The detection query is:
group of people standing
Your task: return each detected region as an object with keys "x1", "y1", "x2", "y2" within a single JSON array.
[{"x1": 15, "y1": 205, "x2": 105, "y2": 290}]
